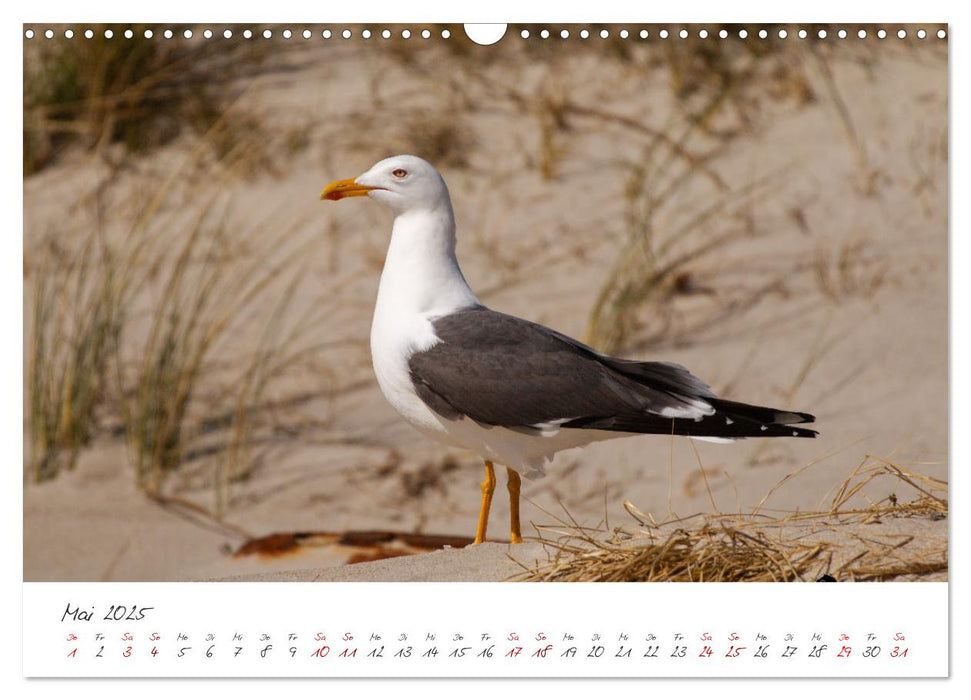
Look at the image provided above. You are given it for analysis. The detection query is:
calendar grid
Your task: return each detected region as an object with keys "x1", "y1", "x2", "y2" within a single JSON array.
[{"x1": 23, "y1": 582, "x2": 948, "y2": 677}]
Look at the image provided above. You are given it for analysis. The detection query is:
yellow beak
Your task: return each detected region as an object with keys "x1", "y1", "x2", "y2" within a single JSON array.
[{"x1": 320, "y1": 178, "x2": 375, "y2": 201}]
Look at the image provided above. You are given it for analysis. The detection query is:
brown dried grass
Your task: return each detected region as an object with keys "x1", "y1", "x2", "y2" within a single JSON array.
[{"x1": 519, "y1": 455, "x2": 947, "y2": 582}]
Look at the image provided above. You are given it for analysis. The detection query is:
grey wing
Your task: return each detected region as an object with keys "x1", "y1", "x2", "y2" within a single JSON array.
[{"x1": 407, "y1": 306, "x2": 712, "y2": 429}]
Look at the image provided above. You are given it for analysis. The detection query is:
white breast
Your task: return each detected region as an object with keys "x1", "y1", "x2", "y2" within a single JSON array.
[
  {"x1": 369, "y1": 308, "x2": 448, "y2": 436},
  {"x1": 368, "y1": 206, "x2": 478, "y2": 440}
]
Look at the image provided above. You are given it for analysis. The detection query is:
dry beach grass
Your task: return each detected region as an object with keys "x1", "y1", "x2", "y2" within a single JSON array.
[{"x1": 520, "y1": 456, "x2": 947, "y2": 582}]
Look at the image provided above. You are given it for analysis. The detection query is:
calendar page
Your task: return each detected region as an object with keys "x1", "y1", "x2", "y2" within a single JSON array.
[{"x1": 20, "y1": 15, "x2": 949, "y2": 682}]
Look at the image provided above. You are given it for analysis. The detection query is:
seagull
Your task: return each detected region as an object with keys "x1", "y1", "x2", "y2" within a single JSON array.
[{"x1": 321, "y1": 155, "x2": 817, "y2": 544}]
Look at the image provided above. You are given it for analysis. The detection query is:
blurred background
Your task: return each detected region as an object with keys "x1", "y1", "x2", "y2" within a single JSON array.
[{"x1": 23, "y1": 24, "x2": 947, "y2": 580}]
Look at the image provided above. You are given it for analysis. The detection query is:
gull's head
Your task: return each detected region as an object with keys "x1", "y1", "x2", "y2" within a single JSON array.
[{"x1": 320, "y1": 155, "x2": 450, "y2": 216}]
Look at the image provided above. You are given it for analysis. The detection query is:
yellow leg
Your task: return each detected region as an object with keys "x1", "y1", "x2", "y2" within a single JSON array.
[
  {"x1": 474, "y1": 460, "x2": 496, "y2": 543},
  {"x1": 507, "y1": 467, "x2": 523, "y2": 543}
]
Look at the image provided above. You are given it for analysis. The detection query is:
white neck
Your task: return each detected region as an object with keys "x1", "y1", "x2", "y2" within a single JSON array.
[{"x1": 373, "y1": 205, "x2": 479, "y2": 321}]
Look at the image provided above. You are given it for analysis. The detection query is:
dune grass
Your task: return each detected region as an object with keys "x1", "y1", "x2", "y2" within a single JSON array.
[
  {"x1": 23, "y1": 25, "x2": 270, "y2": 174},
  {"x1": 25, "y1": 132, "x2": 317, "y2": 518},
  {"x1": 27, "y1": 232, "x2": 122, "y2": 481},
  {"x1": 118, "y1": 198, "x2": 310, "y2": 498}
]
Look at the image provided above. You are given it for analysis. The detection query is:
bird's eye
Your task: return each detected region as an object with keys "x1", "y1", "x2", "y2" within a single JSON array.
[{"x1": 392, "y1": 168, "x2": 408, "y2": 179}]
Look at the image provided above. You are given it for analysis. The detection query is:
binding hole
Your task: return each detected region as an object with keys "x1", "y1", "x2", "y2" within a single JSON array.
[{"x1": 464, "y1": 24, "x2": 506, "y2": 45}]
